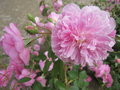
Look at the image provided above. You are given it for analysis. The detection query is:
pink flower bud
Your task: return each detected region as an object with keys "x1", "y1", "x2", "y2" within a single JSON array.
[
  {"x1": 36, "y1": 76, "x2": 46, "y2": 87},
  {"x1": 39, "y1": 60, "x2": 46, "y2": 71},
  {"x1": 32, "y1": 51, "x2": 39, "y2": 56},
  {"x1": 35, "y1": 17, "x2": 44, "y2": 27},
  {"x1": 33, "y1": 44, "x2": 40, "y2": 51},
  {"x1": 115, "y1": 59, "x2": 120, "y2": 63},
  {"x1": 84, "y1": 76, "x2": 92, "y2": 82},
  {"x1": 45, "y1": 22, "x2": 54, "y2": 30},
  {"x1": 37, "y1": 37, "x2": 45, "y2": 45},
  {"x1": 25, "y1": 26, "x2": 35, "y2": 30},
  {"x1": 48, "y1": 62, "x2": 54, "y2": 71},
  {"x1": 39, "y1": 5, "x2": 45, "y2": 13},
  {"x1": 53, "y1": 0, "x2": 63, "y2": 11},
  {"x1": 48, "y1": 12, "x2": 60, "y2": 23}
]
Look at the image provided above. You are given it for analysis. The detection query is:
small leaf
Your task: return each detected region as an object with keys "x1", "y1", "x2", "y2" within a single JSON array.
[
  {"x1": 47, "y1": 18, "x2": 54, "y2": 23},
  {"x1": 32, "y1": 81, "x2": 43, "y2": 90},
  {"x1": 18, "y1": 77, "x2": 31, "y2": 83},
  {"x1": 39, "y1": 1, "x2": 44, "y2": 6},
  {"x1": 42, "y1": 8, "x2": 49, "y2": 16},
  {"x1": 27, "y1": 14, "x2": 35, "y2": 22},
  {"x1": 26, "y1": 29, "x2": 39, "y2": 35}
]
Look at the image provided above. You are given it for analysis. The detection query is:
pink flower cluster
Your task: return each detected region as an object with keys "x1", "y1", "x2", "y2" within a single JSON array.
[
  {"x1": 3, "y1": 23, "x2": 30, "y2": 74},
  {"x1": 0, "y1": 23, "x2": 30, "y2": 87},
  {"x1": 52, "y1": 3, "x2": 116, "y2": 67},
  {"x1": 90, "y1": 61, "x2": 113, "y2": 88},
  {"x1": 0, "y1": 23, "x2": 47, "y2": 88}
]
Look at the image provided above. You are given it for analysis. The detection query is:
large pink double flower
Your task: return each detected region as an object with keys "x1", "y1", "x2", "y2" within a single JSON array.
[{"x1": 52, "y1": 3, "x2": 116, "y2": 66}]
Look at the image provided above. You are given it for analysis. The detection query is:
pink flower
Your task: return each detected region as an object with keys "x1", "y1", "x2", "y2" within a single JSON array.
[
  {"x1": 48, "y1": 12, "x2": 60, "y2": 23},
  {"x1": 2, "y1": 23, "x2": 30, "y2": 65},
  {"x1": 45, "y1": 22, "x2": 54, "y2": 30},
  {"x1": 37, "y1": 37, "x2": 45, "y2": 45},
  {"x1": 39, "y1": 60, "x2": 46, "y2": 71},
  {"x1": 84, "y1": 76, "x2": 92, "y2": 82},
  {"x1": 31, "y1": 51, "x2": 39, "y2": 56},
  {"x1": 95, "y1": 64, "x2": 110, "y2": 78},
  {"x1": 36, "y1": 76, "x2": 46, "y2": 87},
  {"x1": 89, "y1": 62, "x2": 113, "y2": 88},
  {"x1": 33, "y1": 44, "x2": 40, "y2": 51},
  {"x1": 52, "y1": 0, "x2": 63, "y2": 11},
  {"x1": 48, "y1": 62, "x2": 54, "y2": 71},
  {"x1": 18, "y1": 69, "x2": 36, "y2": 86},
  {"x1": 51, "y1": 3, "x2": 116, "y2": 66},
  {"x1": 35, "y1": 17, "x2": 44, "y2": 27},
  {"x1": 45, "y1": 12, "x2": 60, "y2": 31},
  {"x1": 44, "y1": 51, "x2": 52, "y2": 61},
  {"x1": 103, "y1": 74, "x2": 113, "y2": 88},
  {"x1": 10, "y1": 80, "x2": 22, "y2": 90},
  {"x1": 39, "y1": 60, "x2": 54, "y2": 71},
  {"x1": 0, "y1": 65, "x2": 13, "y2": 87},
  {"x1": 39, "y1": 5, "x2": 45, "y2": 14}
]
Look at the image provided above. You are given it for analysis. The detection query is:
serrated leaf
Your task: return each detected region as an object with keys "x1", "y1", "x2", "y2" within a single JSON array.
[
  {"x1": 18, "y1": 77, "x2": 31, "y2": 83},
  {"x1": 79, "y1": 71, "x2": 87, "y2": 79},
  {"x1": 54, "y1": 80, "x2": 66, "y2": 90},
  {"x1": 68, "y1": 70, "x2": 78, "y2": 80},
  {"x1": 69, "y1": 86, "x2": 79, "y2": 90}
]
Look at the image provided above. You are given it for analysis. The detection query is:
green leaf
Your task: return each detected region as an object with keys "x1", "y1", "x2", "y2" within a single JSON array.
[
  {"x1": 116, "y1": 18, "x2": 120, "y2": 24},
  {"x1": 27, "y1": 14, "x2": 35, "y2": 22},
  {"x1": 73, "y1": 71, "x2": 89, "y2": 88},
  {"x1": 51, "y1": 60, "x2": 64, "y2": 79},
  {"x1": 79, "y1": 71, "x2": 87, "y2": 79},
  {"x1": 47, "y1": 18, "x2": 54, "y2": 23},
  {"x1": 39, "y1": 1, "x2": 44, "y2": 6},
  {"x1": 32, "y1": 81, "x2": 43, "y2": 90},
  {"x1": 24, "y1": 37, "x2": 38, "y2": 47},
  {"x1": 68, "y1": 65, "x2": 79, "y2": 80},
  {"x1": 18, "y1": 77, "x2": 31, "y2": 83},
  {"x1": 68, "y1": 70, "x2": 78, "y2": 80},
  {"x1": 42, "y1": 8, "x2": 49, "y2": 16},
  {"x1": 26, "y1": 29, "x2": 39, "y2": 35},
  {"x1": 69, "y1": 86, "x2": 79, "y2": 90},
  {"x1": 54, "y1": 80, "x2": 66, "y2": 90},
  {"x1": 43, "y1": 61, "x2": 52, "y2": 73}
]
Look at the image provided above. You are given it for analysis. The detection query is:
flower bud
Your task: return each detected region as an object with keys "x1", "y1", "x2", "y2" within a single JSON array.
[{"x1": 115, "y1": 59, "x2": 120, "y2": 63}]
